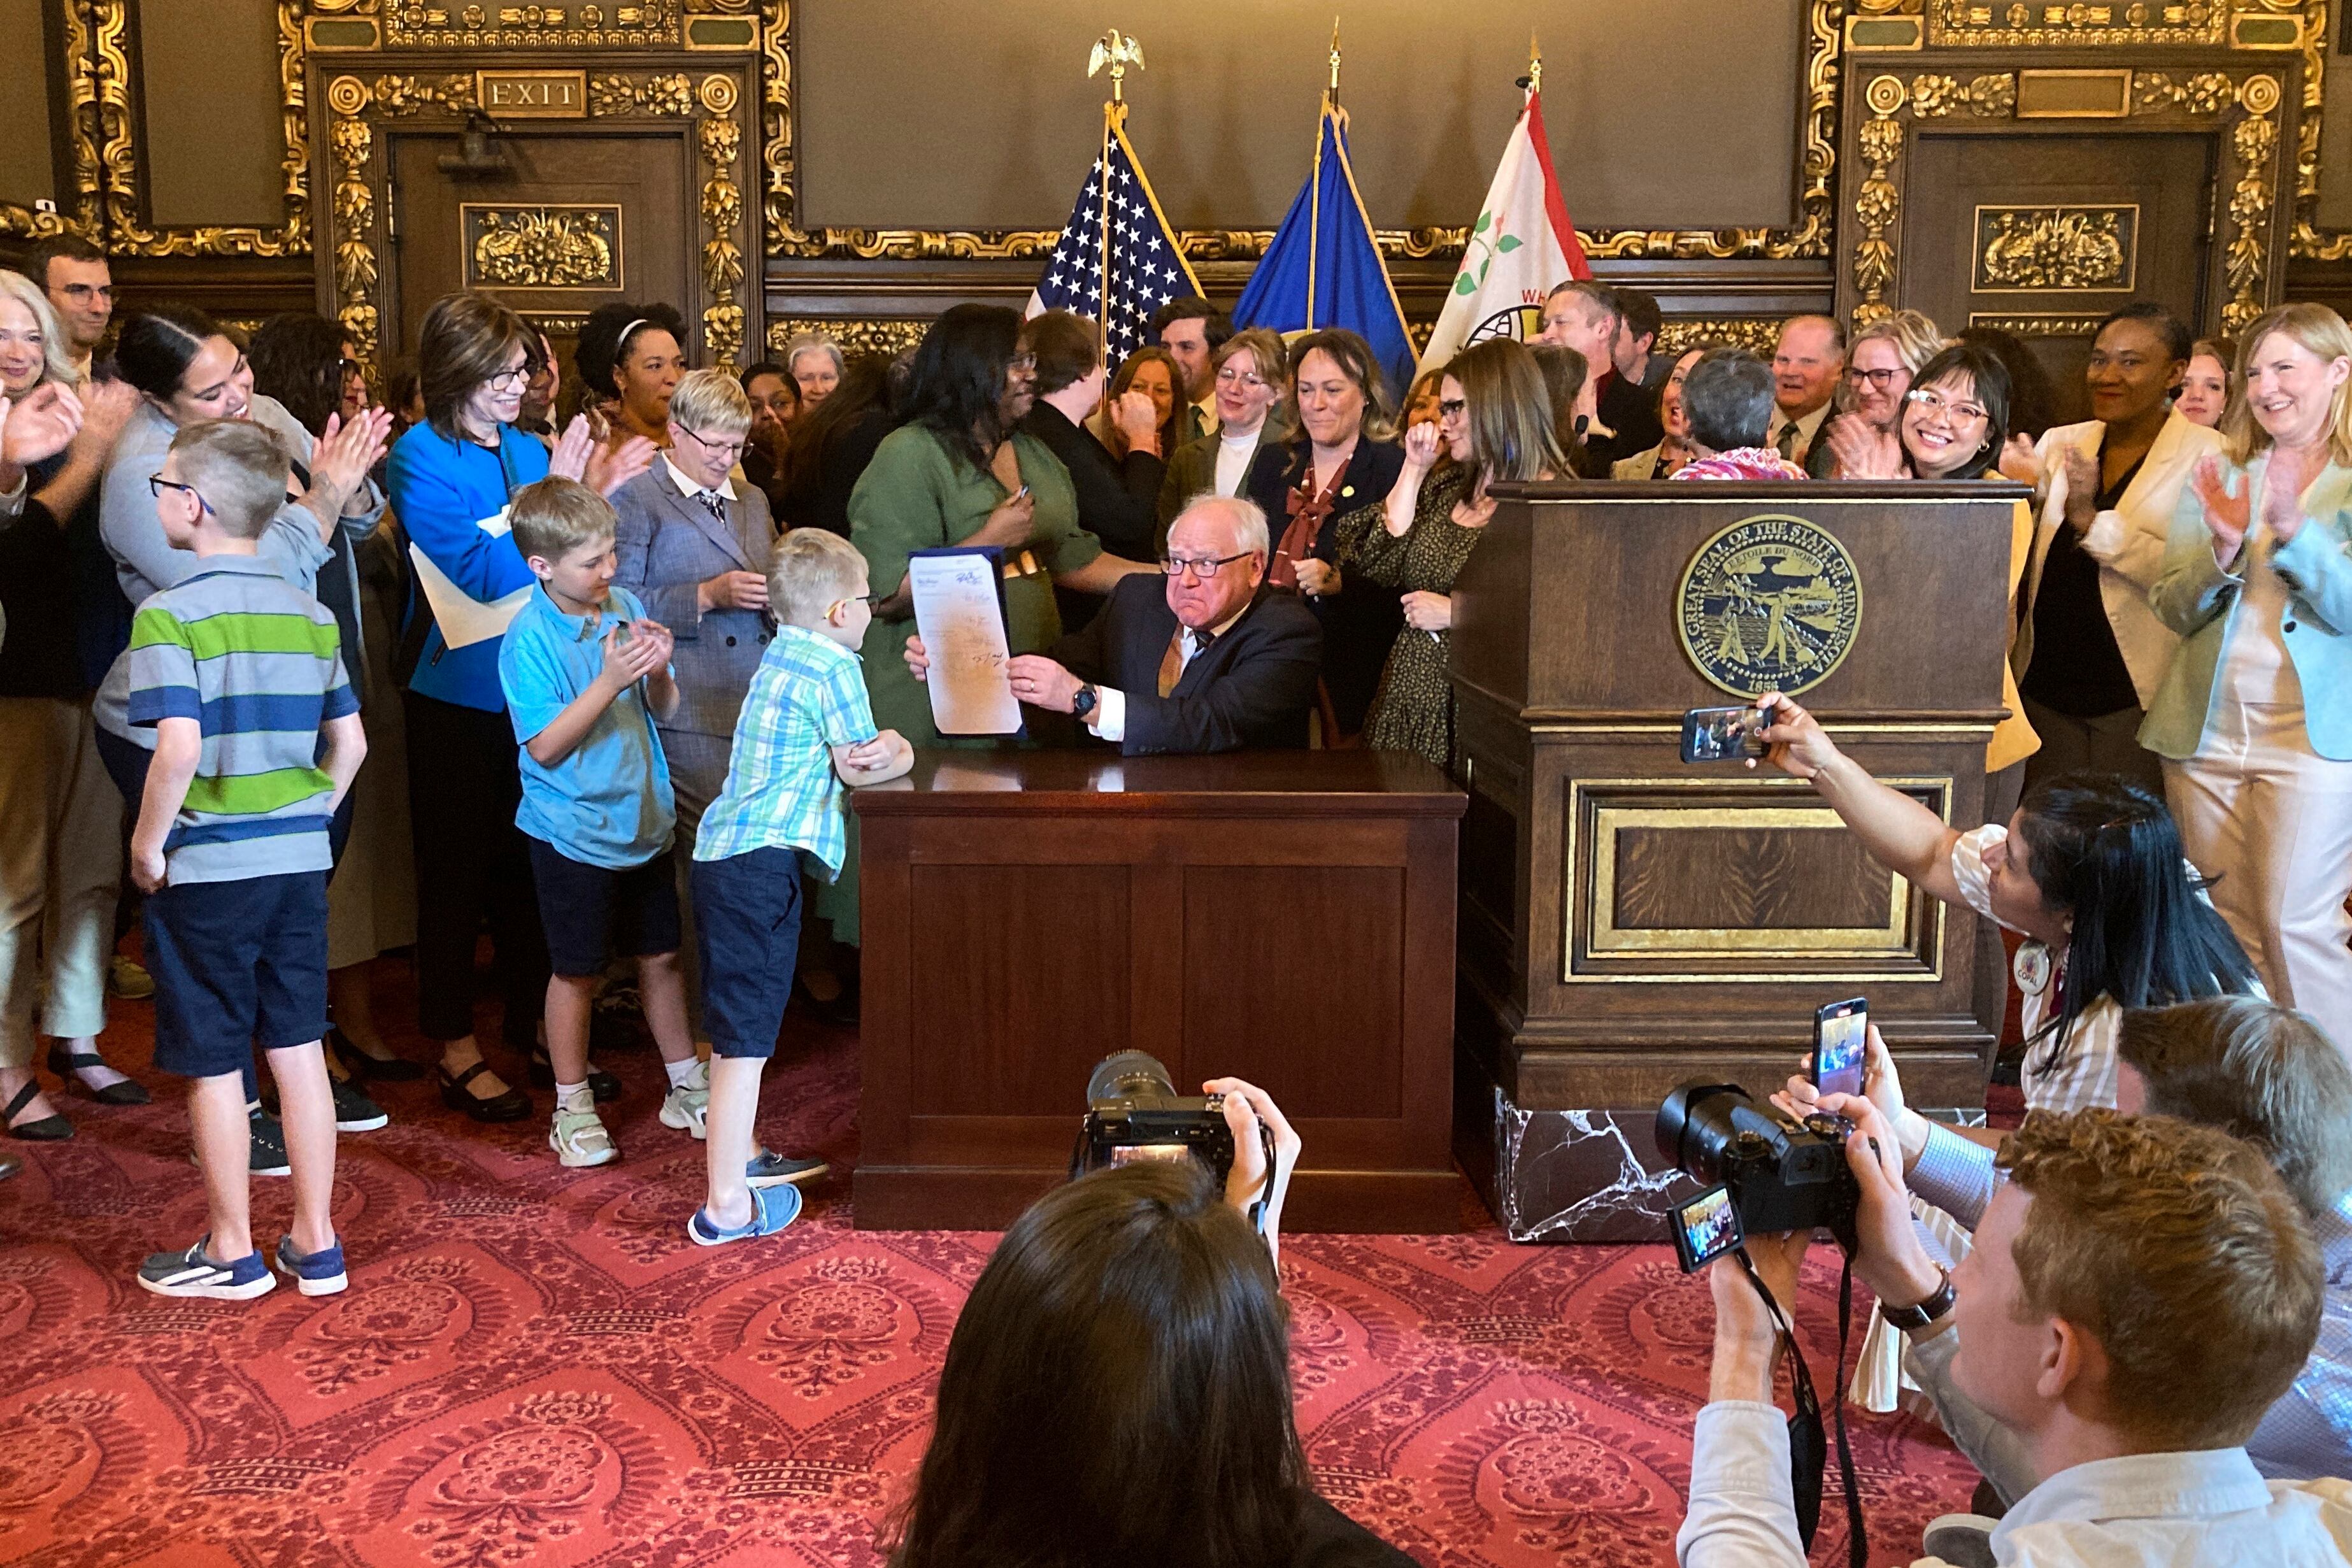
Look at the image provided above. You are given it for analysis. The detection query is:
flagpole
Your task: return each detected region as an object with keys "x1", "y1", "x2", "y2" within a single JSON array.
[
  {"x1": 1309, "y1": 18, "x2": 1341, "y2": 331},
  {"x1": 1087, "y1": 29, "x2": 1143, "y2": 361}
]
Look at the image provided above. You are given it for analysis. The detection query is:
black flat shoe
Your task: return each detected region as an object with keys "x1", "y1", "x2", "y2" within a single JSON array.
[
  {"x1": 45, "y1": 1045, "x2": 150, "y2": 1106},
  {"x1": 329, "y1": 1026, "x2": 424, "y2": 1083},
  {"x1": 3, "y1": 1080, "x2": 72, "y2": 1141},
  {"x1": 436, "y1": 1060, "x2": 532, "y2": 1124},
  {"x1": 527, "y1": 1048, "x2": 621, "y2": 1103}
]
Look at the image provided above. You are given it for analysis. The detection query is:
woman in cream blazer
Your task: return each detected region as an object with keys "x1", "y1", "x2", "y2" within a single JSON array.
[{"x1": 2144, "y1": 303, "x2": 2352, "y2": 1044}]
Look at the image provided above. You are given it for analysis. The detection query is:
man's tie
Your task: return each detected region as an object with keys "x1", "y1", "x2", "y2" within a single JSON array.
[
  {"x1": 1774, "y1": 420, "x2": 1799, "y2": 460},
  {"x1": 697, "y1": 490, "x2": 729, "y2": 533},
  {"x1": 1156, "y1": 626, "x2": 1215, "y2": 698}
]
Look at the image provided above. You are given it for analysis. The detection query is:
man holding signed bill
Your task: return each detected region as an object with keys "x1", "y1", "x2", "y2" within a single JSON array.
[{"x1": 904, "y1": 495, "x2": 1322, "y2": 755}]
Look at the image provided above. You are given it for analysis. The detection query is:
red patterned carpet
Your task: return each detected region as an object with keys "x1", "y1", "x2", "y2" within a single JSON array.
[{"x1": 0, "y1": 955, "x2": 1976, "y2": 1567}]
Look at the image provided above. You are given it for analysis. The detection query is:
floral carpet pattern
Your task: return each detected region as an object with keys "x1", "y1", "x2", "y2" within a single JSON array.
[{"x1": 0, "y1": 958, "x2": 1974, "y2": 1567}]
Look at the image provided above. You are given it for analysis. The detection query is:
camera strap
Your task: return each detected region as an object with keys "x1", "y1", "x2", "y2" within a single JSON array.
[
  {"x1": 1734, "y1": 1248, "x2": 1867, "y2": 1568},
  {"x1": 1248, "y1": 1122, "x2": 1279, "y2": 1239}
]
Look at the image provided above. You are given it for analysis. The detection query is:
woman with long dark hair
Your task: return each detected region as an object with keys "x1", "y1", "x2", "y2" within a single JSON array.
[
  {"x1": 774, "y1": 353, "x2": 896, "y2": 537},
  {"x1": 848, "y1": 304, "x2": 1149, "y2": 749},
  {"x1": 890, "y1": 1081, "x2": 1408, "y2": 1568},
  {"x1": 1320, "y1": 338, "x2": 1563, "y2": 767}
]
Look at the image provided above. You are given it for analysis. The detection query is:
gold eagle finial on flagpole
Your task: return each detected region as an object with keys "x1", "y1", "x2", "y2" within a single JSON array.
[
  {"x1": 1528, "y1": 31, "x2": 1542, "y2": 96},
  {"x1": 1088, "y1": 28, "x2": 1144, "y2": 104},
  {"x1": 1327, "y1": 17, "x2": 1343, "y2": 100}
]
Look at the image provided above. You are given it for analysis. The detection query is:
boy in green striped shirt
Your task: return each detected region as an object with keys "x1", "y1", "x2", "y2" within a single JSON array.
[{"x1": 125, "y1": 420, "x2": 367, "y2": 1302}]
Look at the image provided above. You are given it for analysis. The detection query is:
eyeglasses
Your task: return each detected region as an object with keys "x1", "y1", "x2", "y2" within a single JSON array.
[
  {"x1": 1906, "y1": 387, "x2": 1990, "y2": 424},
  {"x1": 147, "y1": 474, "x2": 210, "y2": 513},
  {"x1": 337, "y1": 357, "x2": 365, "y2": 380},
  {"x1": 1437, "y1": 397, "x2": 1468, "y2": 420},
  {"x1": 1159, "y1": 551, "x2": 1252, "y2": 579},
  {"x1": 827, "y1": 592, "x2": 876, "y2": 614},
  {"x1": 485, "y1": 364, "x2": 531, "y2": 392},
  {"x1": 1008, "y1": 353, "x2": 1039, "y2": 373},
  {"x1": 1215, "y1": 367, "x2": 1270, "y2": 390},
  {"x1": 676, "y1": 424, "x2": 747, "y2": 459},
  {"x1": 1846, "y1": 366, "x2": 1904, "y2": 389}
]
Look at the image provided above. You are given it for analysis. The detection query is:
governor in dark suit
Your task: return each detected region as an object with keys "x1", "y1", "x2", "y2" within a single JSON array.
[{"x1": 905, "y1": 495, "x2": 1320, "y2": 755}]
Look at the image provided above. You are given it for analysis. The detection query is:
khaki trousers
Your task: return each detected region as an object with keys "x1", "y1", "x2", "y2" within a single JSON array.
[
  {"x1": 2165, "y1": 702, "x2": 2352, "y2": 1050},
  {"x1": 0, "y1": 697, "x2": 122, "y2": 1067}
]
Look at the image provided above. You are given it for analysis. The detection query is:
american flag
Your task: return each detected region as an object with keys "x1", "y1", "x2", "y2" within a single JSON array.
[{"x1": 1026, "y1": 109, "x2": 1202, "y2": 369}]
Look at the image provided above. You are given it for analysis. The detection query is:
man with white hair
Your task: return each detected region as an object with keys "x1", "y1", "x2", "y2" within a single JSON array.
[{"x1": 906, "y1": 495, "x2": 1320, "y2": 753}]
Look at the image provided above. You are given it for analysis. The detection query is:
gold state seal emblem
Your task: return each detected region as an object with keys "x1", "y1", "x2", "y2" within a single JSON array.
[{"x1": 1676, "y1": 514, "x2": 1862, "y2": 697}]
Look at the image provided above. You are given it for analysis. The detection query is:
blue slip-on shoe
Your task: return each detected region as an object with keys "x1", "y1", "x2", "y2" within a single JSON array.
[
  {"x1": 745, "y1": 1150, "x2": 829, "y2": 1189},
  {"x1": 274, "y1": 1234, "x2": 350, "y2": 1297},
  {"x1": 687, "y1": 1181, "x2": 802, "y2": 1247},
  {"x1": 138, "y1": 1238, "x2": 275, "y2": 1301}
]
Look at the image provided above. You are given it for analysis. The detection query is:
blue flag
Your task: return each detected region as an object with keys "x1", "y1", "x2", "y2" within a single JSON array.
[
  {"x1": 1232, "y1": 103, "x2": 1415, "y2": 397},
  {"x1": 1027, "y1": 105, "x2": 1202, "y2": 373}
]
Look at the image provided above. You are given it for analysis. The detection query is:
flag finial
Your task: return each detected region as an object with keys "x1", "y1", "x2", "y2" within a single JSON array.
[
  {"x1": 1328, "y1": 17, "x2": 1343, "y2": 96},
  {"x1": 1087, "y1": 28, "x2": 1144, "y2": 104},
  {"x1": 1528, "y1": 32, "x2": 1541, "y2": 96}
]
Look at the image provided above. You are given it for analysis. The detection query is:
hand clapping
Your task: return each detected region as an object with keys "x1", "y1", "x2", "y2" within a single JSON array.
[{"x1": 2188, "y1": 453, "x2": 2251, "y2": 564}]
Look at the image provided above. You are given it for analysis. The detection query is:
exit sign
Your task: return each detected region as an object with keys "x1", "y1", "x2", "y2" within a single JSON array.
[{"x1": 475, "y1": 70, "x2": 588, "y2": 118}]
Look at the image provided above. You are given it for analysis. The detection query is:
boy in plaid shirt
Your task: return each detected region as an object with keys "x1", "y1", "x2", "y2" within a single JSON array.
[{"x1": 688, "y1": 528, "x2": 911, "y2": 1244}]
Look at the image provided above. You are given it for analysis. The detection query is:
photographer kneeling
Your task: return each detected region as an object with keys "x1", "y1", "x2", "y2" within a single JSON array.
[
  {"x1": 1784, "y1": 995, "x2": 2352, "y2": 1492},
  {"x1": 888, "y1": 1076, "x2": 1414, "y2": 1568},
  {"x1": 1679, "y1": 1104, "x2": 2351, "y2": 1566}
]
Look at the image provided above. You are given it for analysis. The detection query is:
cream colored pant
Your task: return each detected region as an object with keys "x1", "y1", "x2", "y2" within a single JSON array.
[
  {"x1": 0, "y1": 697, "x2": 122, "y2": 1067},
  {"x1": 2165, "y1": 702, "x2": 2352, "y2": 1050}
]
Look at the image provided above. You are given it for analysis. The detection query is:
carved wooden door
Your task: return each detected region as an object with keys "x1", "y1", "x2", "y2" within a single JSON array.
[
  {"x1": 1900, "y1": 131, "x2": 2216, "y2": 425},
  {"x1": 381, "y1": 129, "x2": 694, "y2": 382}
]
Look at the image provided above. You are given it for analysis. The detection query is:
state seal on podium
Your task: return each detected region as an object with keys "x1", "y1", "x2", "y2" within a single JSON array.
[{"x1": 1674, "y1": 513, "x2": 1862, "y2": 697}]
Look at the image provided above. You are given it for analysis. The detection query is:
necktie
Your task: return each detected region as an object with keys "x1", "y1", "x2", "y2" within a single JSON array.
[
  {"x1": 1157, "y1": 626, "x2": 1216, "y2": 697},
  {"x1": 1775, "y1": 420, "x2": 1799, "y2": 460},
  {"x1": 697, "y1": 490, "x2": 729, "y2": 532}
]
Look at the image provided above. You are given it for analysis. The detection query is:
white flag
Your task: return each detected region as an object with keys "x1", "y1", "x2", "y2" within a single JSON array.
[{"x1": 1418, "y1": 90, "x2": 1588, "y2": 374}]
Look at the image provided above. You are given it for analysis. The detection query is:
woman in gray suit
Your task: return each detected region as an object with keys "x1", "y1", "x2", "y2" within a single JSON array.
[{"x1": 611, "y1": 368, "x2": 777, "y2": 834}]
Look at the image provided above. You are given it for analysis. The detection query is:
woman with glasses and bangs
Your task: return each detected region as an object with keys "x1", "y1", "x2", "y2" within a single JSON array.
[
  {"x1": 1318, "y1": 338, "x2": 1564, "y2": 769},
  {"x1": 388, "y1": 292, "x2": 655, "y2": 1127}
]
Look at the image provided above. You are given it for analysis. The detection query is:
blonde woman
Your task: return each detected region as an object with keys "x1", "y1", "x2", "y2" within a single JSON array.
[
  {"x1": 1155, "y1": 327, "x2": 1288, "y2": 545},
  {"x1": 2149, "y1": 303, "x2": 2352, "y2": 1042},
  {"x1": 1818, "y1": 308, "x2": 1943, "y2": 480}
]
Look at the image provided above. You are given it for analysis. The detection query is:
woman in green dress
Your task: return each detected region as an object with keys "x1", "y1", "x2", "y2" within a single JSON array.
[
  {"x1": 1329, "y1": 339, "x2": 1565, "y2": 769},
  {"x1": 849, "y1": 304, "x2": 1152, "y2": 747}
]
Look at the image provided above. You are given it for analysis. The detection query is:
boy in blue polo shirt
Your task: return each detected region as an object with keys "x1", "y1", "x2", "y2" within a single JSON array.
[
  {"x1": 497, "y1": 478, "x2": 705, "y2": 1169},
  {"x1": 128, "y1": 420, "x2": 368, "y2": 1301},
  {"x1": 688, "y1": 528, "x2": 911, "y2": 1244}
]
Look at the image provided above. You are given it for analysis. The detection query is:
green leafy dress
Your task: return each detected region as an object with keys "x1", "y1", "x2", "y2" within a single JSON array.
[{"x1": 1330, "y1": 464, "x2": 1482, "y2": 769}]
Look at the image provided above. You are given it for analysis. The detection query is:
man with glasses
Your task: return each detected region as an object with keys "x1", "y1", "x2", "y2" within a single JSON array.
[
  {"x1": 28, "y1": 235, "x2": 113, "y2": 383},
  {"x1": 905, "y1": 495, "x2": 1320, "y2": 754}
]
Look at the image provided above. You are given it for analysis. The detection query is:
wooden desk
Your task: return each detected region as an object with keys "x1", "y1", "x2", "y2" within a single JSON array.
[{"x1": 851, "y1": 750, "x2": 1469, "y2": 1232}]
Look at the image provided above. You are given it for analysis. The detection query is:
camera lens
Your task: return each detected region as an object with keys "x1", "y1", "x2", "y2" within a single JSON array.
[
  {"x1": 1655, "y1": 1080, "x2": 1761, "y2": 1185},
  {"x1": 1085, "y1": 1050, "x2": 1178, "y2": 1105}
]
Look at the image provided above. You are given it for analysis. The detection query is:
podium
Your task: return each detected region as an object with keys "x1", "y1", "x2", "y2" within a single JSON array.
[{"x1": 1448, "y1": 479, "x2": 2020, "y2": 1240}]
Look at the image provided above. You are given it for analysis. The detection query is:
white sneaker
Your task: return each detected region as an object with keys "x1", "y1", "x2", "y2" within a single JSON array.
[
  {"x1": 659, "y1": 1060, "x2": 711, "y2": 1140},
  {"x1": 550, "y1": 1104, "x2": 618, "y2": 1167}
]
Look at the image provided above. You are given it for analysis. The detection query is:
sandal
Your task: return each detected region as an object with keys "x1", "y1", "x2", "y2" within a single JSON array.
[
  {"x1": 329, "y1": 1026, "x2": 424, "y2": 1083},
  {"x1": 527, "y1": 1047, "x2": 620, "y2": 1104},
  {"x1": 3, "y1": 1080, "x2": 72, "y2": 1142},
  {"x1": 45, "y1": 1044, "x2": 150, "y2": 1106},
  {"x1": 436, "y1": 1060, "x2": 532, "y2": 1124}
]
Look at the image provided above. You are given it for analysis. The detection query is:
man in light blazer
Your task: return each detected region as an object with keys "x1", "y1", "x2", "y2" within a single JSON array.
[{"x1": 2016, "y1": 306, "x2": 2223, "y2": 794}]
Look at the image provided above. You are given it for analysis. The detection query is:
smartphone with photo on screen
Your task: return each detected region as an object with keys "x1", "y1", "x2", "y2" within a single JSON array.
[
  {"x1": 1811, "y1": 996, "x2": 1869, "y2": 1102},
  {"x1": 1671, "y1": 1184, "x2": 1744, "y2": 1274},
  {"x1": 1679, "y1": 704, "x2": 1767, "y2": 764}
]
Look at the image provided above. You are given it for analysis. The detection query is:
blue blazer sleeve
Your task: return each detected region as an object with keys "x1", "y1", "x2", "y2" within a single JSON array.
[
  {"x1": 2149, "y1": 469, "x2": 2241, "y2": 639},
  {"x1": 387, "y1": 427, "x2": 541, "y2": 603}
]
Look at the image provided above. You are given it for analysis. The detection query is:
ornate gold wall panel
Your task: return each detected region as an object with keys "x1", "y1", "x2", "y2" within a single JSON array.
[
  {"x1": 765, "y1": 317, "x2": 928, "y2": 360},
  {"x1": 1972, "y1": 204, "x2": 2138, "y2": 290},
  {"x1": 89, "y1": 0, "x2": 311, "y2": 257},
  {"x1": 318, "y1": 64, "x2": 755, "y2": 372},
  {"x1": 755, "y1": 0, "x2": 1842, "y2": 266},
  {"x1": 1841, "y1": 64, "x2": 2291, "y2": 332},
  {"x1": 461, "y1": 204, "x2": 624, "y2": 289}
]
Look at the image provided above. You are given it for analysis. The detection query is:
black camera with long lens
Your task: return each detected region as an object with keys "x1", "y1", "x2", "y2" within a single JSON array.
[
  {"x1": 1071, "y1": 1050, "x2": 1236, "y2": 1182},
  {"x1": 1655, "y1": 1080, "x2": 1860, "y2": 1263}
]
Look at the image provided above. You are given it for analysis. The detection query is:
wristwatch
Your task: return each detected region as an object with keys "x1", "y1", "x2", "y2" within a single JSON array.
[
  {"x1": 1071, "y1": 682, "x2": 1097, "y2": 719},
  {"x1": 1878, "y1": 1269, "x2": 1956, "y2": 1330}
]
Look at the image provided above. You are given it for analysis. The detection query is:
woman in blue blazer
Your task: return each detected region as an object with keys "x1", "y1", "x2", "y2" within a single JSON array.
[
  {"x1": 390, "y1": 292, "x2": 653, "y2": 1121},
  {"x1": 2145, "y1": 303, "x2": 2352, "y2": 1041}
]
